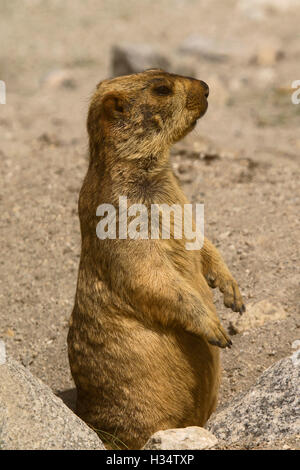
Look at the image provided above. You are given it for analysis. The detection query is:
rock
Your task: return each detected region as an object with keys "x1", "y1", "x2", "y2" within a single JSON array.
[
  {"x1": 143, "y1": 426, "x2": 218, "y2": 450},
  {"x1": 207, "y1": 353, "x2": 300, "y2": 447},
  {"x1": 0, "y1": 357, "x2": 105, "y2": 449},
  {"x1": 111, "y1": 43, "x2": 170, "y2": 77},
  {"x1": 178, "y1": 35, "x2": 230, "y2": 62},
  {"x1": 228, "y1": 299, "x2": 287, "y2": 334},
  {"x1": 291, "y1": 349, "x2": 300, "y2": 367},
  {"x1": 41, "y1": 69, "x2": 76, "y2": 89}
]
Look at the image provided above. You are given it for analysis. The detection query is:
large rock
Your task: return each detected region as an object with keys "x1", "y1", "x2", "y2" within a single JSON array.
[
  {"x1": 111, "y1": 43, "x2": 170, "y2": 77},
  {"x1": 207, "y1": 352, "x2": 300, "y2": 447},
  {"x1": 0, "y1": 356, "x2": 105, "y2": 450},
  {"x1": 143, "y1": 426, "x2": 218, "y2": 450}
]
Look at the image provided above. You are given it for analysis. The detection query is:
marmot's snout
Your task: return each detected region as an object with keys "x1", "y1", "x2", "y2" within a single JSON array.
[
  {"x1": 199, "y1": 80, "x2": 209, "y2": 98},
  {"x1": 186, "y1": 79, "x2": 209, "y2": 119}
]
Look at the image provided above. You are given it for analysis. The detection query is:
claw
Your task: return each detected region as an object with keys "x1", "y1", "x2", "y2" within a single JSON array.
[
  {"x1": 208, "y1": 336, "x2": 232, "y2": 349},
  {"x1": 239, "y1": 304, "x2": 246, "y2": 315}
]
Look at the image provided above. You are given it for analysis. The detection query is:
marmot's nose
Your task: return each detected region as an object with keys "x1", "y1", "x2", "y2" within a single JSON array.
[{"x1": 199, "y1": 80, "x2": 209, "y2": 98}]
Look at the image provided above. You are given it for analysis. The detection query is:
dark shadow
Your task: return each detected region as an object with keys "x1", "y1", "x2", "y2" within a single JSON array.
[{"x1": 56, "y1": 387, "x2": 77, "y2": 412}]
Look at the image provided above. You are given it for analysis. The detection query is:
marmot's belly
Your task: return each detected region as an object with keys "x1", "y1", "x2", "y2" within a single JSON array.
[{"x1": 68, "y1": 313, "x2": 220, "y2": 432}]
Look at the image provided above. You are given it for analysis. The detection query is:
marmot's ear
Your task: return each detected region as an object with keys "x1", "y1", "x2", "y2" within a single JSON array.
[{"x1": 102, "y1": 92, "x2": 128, "y2": 120}]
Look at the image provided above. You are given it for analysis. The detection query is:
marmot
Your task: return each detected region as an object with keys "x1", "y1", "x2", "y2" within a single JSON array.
[{"x1": 68, "y1": 69, "x2": 245, "y2": 449}]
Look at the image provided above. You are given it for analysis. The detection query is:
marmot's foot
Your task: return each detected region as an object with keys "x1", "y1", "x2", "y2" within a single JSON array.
[{"x1": 207, "y1": 274, "x2": 245, "y2": 314}]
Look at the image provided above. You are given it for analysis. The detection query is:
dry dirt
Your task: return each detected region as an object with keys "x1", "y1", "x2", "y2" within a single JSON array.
[{"x1": 0, "y1": 0, "x2": 299, "y2": 450}]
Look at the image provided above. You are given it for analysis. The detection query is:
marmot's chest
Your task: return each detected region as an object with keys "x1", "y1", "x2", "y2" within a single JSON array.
[
  {"x1": 128, "y1": 174, "x2": 163, "y2": 202},
  {"x1": 123, "y1": 172, "x2": 179, "y2": 205}
]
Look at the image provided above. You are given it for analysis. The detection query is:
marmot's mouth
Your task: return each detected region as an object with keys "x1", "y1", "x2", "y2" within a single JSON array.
[
  {"x1": 190, "y1": 102, "x2": 208, "y2": 127},
  {"x1": 184, "y1": 121, "x2": 198, "y2": 135}
]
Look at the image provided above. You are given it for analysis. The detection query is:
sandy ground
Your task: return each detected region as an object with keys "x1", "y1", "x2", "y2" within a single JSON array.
[{"x1": 0, "y1": 0, "x2": 299, "y2": 449}]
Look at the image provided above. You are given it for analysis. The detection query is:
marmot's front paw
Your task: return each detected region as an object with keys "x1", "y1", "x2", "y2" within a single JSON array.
[
  {"x1": 207, "y1": 274, "x2": 245, "y2": 314},
  {"x1": 199, "y1": 313, "x2": 232, "y2": 349}
]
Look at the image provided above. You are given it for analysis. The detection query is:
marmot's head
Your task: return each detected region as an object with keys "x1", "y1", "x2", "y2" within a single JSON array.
[{"x1": 87, "y1": 69, "x2": 209, "y2": 162}]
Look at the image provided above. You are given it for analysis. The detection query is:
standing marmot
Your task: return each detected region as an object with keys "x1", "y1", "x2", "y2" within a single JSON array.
[{"x1": 68, "y1": 69, "x2": 245, "y2": 449}]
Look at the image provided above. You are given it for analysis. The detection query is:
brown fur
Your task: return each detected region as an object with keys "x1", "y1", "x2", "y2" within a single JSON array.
[{"x1": 67, "y1": 69, "x2": 245, "y2": 449}]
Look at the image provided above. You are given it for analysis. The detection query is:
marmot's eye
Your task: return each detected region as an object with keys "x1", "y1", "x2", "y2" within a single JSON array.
[{"x1": 153, "y1": 85, "x2": 172, "y2": 96}]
